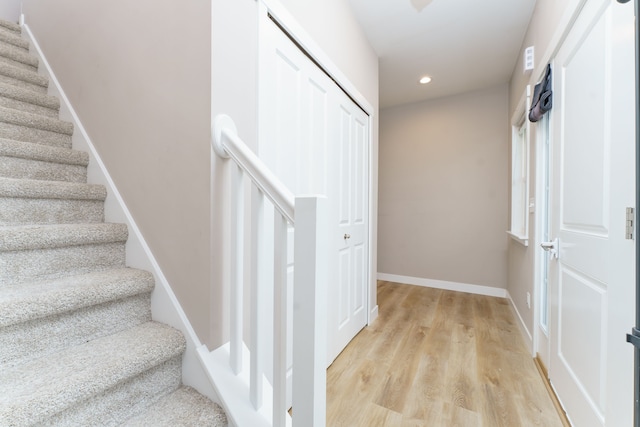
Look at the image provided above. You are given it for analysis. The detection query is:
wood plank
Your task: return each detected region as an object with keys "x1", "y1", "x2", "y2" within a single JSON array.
[{"x1": 327, "y1": 282, "x2": 565, "y2": 426}]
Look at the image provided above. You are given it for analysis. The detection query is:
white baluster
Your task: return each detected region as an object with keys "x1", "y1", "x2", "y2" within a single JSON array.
[
  {"x1": 250, "y1": 186, "x2": 266, "y2": 410},
  {"x1": 229, "y1": 163, "x2": 243, "y2": 375},
  {"x1": 273, "y1": 212, "x2": 289, "y2": 426},
  {"x1": 292, "y1": 196, "x2": 327, "y2": 427}
]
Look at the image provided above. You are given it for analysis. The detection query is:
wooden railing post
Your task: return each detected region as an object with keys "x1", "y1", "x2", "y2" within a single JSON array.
[{"x1": 292, "y1": 196, "x2": 327, "y2": 426}]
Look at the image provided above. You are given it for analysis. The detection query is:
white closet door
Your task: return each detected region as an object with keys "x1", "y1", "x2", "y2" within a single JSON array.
[{"x1": 258, "y1": 11, "x2": 370, "y2": 404}]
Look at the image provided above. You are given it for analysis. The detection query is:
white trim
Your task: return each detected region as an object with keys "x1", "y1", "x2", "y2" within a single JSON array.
[
  {"x1": 369, "y1": 304, "x2": 379, "y2": 324},
  {"x1": 506, "y1": 290, "x2": 534, "y2": 354},
  {"x1": 377, "y1": 273, "x2": 507, "y2": 298},
  {"x1": 532, "y1": 0, "x2": 587, "y2": 84},
  {"x1": 260, "y1": 0, "x2": 374, "y2": 116},
  {"x1": 507, "y1": 230, "x2": 529, "y2": 246},
  {"x1": 508, "y1": 85, "x2": 531, "y2": 245},
  {"x1": 525, "y1": 0, "x2": 587, "y2": 363},
  {"x1": 21, "y1": 19, "x2": 221, "y2": 405}
]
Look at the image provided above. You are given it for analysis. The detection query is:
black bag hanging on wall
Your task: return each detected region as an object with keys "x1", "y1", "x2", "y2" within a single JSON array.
[{"x1": 529, "y1": 64, "x2": 553, "y2": 122}]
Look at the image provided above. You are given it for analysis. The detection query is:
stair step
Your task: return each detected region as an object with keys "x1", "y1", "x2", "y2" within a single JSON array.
[
  {"x1": 0, "y1": 268, "x2": 154, "y2": 368},
  {"x1": 0, "y1": 105, "x2": 73, "y2": 148},
  {"x1": 0, "y1": 177, "x2": 106, "y2": 225},
  {"x1": 0, "y1": 81, "x2": 59, "y2": 117},
  {"x1": 122, "y1": 386, "x2": 228, "y2": 426},
  {"x1": 0, "y1": 60, "x2": 48, "y2": 94},
  {"x1": 0, "y1": 321, "x2": 185, "y2": 426},
  {"x1": 0, "y1": 138, "x2": 88, "y2": 182},
  {"x1": 0, "y1": 20, "x2": 20, "y2": 35},
  {"x1": 0, "y1": 28, "x2": 29, "y2": 51},
  {"x1": 0, "y1": 223, "x2": 128, "y2": 285},
  {"x1": 0, "y1": 42, "x2": 38, "y2": 72}
]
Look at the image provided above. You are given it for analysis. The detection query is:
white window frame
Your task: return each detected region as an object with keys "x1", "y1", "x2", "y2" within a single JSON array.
[{"x1": 507, "y1": 86, "x2": 531, "y2": 246}]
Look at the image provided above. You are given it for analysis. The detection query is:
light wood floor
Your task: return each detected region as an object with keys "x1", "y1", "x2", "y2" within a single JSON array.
[{"x1": 326, "y1": 281, "x2": 564, "y2": 426}]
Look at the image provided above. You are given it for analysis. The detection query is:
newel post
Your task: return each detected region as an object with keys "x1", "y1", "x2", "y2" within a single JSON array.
[{"x1": 292, "y1": 196, "x2": 327, "y2": 426}]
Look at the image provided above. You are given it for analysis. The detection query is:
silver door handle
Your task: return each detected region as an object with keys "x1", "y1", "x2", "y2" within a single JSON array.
[
  {"x1": 344, "y1": 234, "x2": 351, "y2": 240},
  {"x1": 540, "y1": 238, "x2": 559, "y2": 259}
]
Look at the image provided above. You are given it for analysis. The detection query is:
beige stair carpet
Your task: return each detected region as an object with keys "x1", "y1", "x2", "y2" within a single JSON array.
[{"x1": 0, "y1": 18, "x2": 226, "y2": 426}]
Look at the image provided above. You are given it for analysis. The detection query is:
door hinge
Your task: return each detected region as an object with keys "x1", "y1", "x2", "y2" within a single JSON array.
[{"x1": 626, "y1": 207, "x2": 634, "y2": 240}]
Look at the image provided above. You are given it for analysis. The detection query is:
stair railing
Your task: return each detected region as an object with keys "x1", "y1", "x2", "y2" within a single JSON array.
[{"x1": 211, "y1": 114, "x2": 327, "y2": 426}]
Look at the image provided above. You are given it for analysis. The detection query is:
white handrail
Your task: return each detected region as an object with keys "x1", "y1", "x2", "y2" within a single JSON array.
[
  {"x1": 213, "y1": 114, "x2": 295, "y2": 224},
  {"x1": 211, "y1": 114, "x2": 326, "y2": 427}
]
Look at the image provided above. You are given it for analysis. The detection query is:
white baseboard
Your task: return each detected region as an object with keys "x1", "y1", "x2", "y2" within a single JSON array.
[
  {"x1": 506, "y1": 290, "x2": 534, "y2": 354},
  {"x1": 377, "y1": 273, "x2": 507, "y2": 298},
  {"x1": 21, "y1": 18, "x2": 221, "y2": 405}
]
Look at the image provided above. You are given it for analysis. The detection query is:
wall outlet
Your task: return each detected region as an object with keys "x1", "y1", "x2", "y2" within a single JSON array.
[{"x1": 526, "y1": 292, "x2": 531, "y2": 309}]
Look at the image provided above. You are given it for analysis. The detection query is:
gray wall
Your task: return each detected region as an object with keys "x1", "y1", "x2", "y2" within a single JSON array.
[
  {"x1": 378, "y1": 84, "x2": 509, "y2": 289},
  {"x1": 22, "y1": 0, "x2": 215, "y2": 344},
  {"x1": 22, "y1": 0, "x2": 378, "y2": 348},
  {"x1": 0, "y1": 0, "x2": 20, "y2": 23}
]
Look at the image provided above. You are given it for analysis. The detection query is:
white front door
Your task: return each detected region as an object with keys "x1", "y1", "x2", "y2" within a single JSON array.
[
  {"x1": 258, "y1": 7, "x2": 369, "y2": 378},
  {"x1": 547, "y1": 1, "x2": 635, "y2": 425}
]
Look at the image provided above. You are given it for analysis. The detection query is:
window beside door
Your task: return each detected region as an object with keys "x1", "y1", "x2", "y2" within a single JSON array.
[{"x1": 508, "y1": 87, "x2": 531, "y2": 245}]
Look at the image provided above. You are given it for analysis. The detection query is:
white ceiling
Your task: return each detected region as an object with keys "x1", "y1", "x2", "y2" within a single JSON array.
[{"x1": 347, "y1": 0, "x2": 538, "y2": 108}]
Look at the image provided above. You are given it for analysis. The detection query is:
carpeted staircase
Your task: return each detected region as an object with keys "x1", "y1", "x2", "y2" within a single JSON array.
[{"x1": 0, "y1": 19, "x2": 227, "y2": 426}]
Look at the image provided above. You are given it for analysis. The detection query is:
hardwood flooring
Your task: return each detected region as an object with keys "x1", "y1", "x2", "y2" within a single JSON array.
[{"x1": 326, "y1": 281, "x2": 564, "y2": 426}]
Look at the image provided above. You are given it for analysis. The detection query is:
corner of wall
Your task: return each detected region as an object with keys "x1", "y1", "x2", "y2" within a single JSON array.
[{"x1": 506, "y1": 289, "x2": 534, "y2": 355}]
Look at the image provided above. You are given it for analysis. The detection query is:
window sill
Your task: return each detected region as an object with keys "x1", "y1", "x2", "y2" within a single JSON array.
[{"x1": 507, "y1": 231, "x2": 529, "y2": 247}]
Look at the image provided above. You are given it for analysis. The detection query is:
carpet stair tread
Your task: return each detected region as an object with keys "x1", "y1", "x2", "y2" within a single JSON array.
[
  {"x1": 0, "y1": 176, "x2": 105, "y2": 200},
  {"x1": 0, "y1": 222, "x2": 128, "y2": 251},
  {"x1": 0, "y1": 137, "x2": 88, "y2": 166},
  {"x1": 0, "y1": 321, "x2": 186, "y2": 425},
  {"x1": 0, "y1": 267, "x2": 154, "y2": 327},
  {"x1": 0, "y1": 42, "x2": 38, "y2": 71},
  {"x1": 0, "y1": 81, "x2": 59, "y2": 113},
  {"x1": 0, "y1": 60, "x2": 48, "y2": 93},
  {"x1": 0, "y1": 20, "x2": 20, "y2": 35},
  {"x1": 122, "y1": 386, "x2": 228, "y2": 426},
  {"x1": 0, "y1": 105, "x2": 72, "y2": 135},
  {"x1": 0, "y1": 28, "x2": 29, "y2": 50}
]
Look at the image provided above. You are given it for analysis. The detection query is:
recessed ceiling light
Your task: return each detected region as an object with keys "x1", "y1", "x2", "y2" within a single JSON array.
[{"x1": 419, "y1": 76, "x2": 432, "y2": 84}]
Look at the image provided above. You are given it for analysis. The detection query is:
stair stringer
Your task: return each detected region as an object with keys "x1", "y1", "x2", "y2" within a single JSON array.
[{"x1": 19, "y1": 17, "x2": 224, "y2": 411}]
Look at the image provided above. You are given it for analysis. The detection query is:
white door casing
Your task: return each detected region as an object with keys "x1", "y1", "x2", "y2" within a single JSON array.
[
  {"x1": 547, "y1": 1, "x2": 635, "y2": 426},
  {"x1": 535, "y1": 111, "x2": 552, "y2": 369}
]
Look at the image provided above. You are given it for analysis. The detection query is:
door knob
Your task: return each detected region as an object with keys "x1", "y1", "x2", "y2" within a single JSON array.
[
  {"x1": 540, "y1": 238, "x2": 559, "y2": 259},
  {"x1": 344, "y1": 234, "x2": 351, "y2": 240}
]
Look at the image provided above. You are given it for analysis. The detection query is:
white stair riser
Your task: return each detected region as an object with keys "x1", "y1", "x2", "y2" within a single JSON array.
[
  {"x1": 0, "y1": 293, "x2": 152, "y2": 368},
  {"x1": 0, "y1": 198, "x2": 104, "y2": 225},
  {"x1": 0, "y1": 242, "x2": 126, "y2": 286},
  {"x1": 0, "y1": 156, "x2": 87, "y2": 182},
  {"x1": 46, "y1": 357, "x2": 183, "y2": 427}
]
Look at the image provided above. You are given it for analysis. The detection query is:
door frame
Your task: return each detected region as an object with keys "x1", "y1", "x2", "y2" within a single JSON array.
[
  {"x1": 258, "y1": 0, "x2": 378, "y2": 326},
  {"x1": 531, "y1": 0, "x2": 588, "y2": 361},
  {"x1": 533, "y1": 105, "x2": 552, "y2": 367}
]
